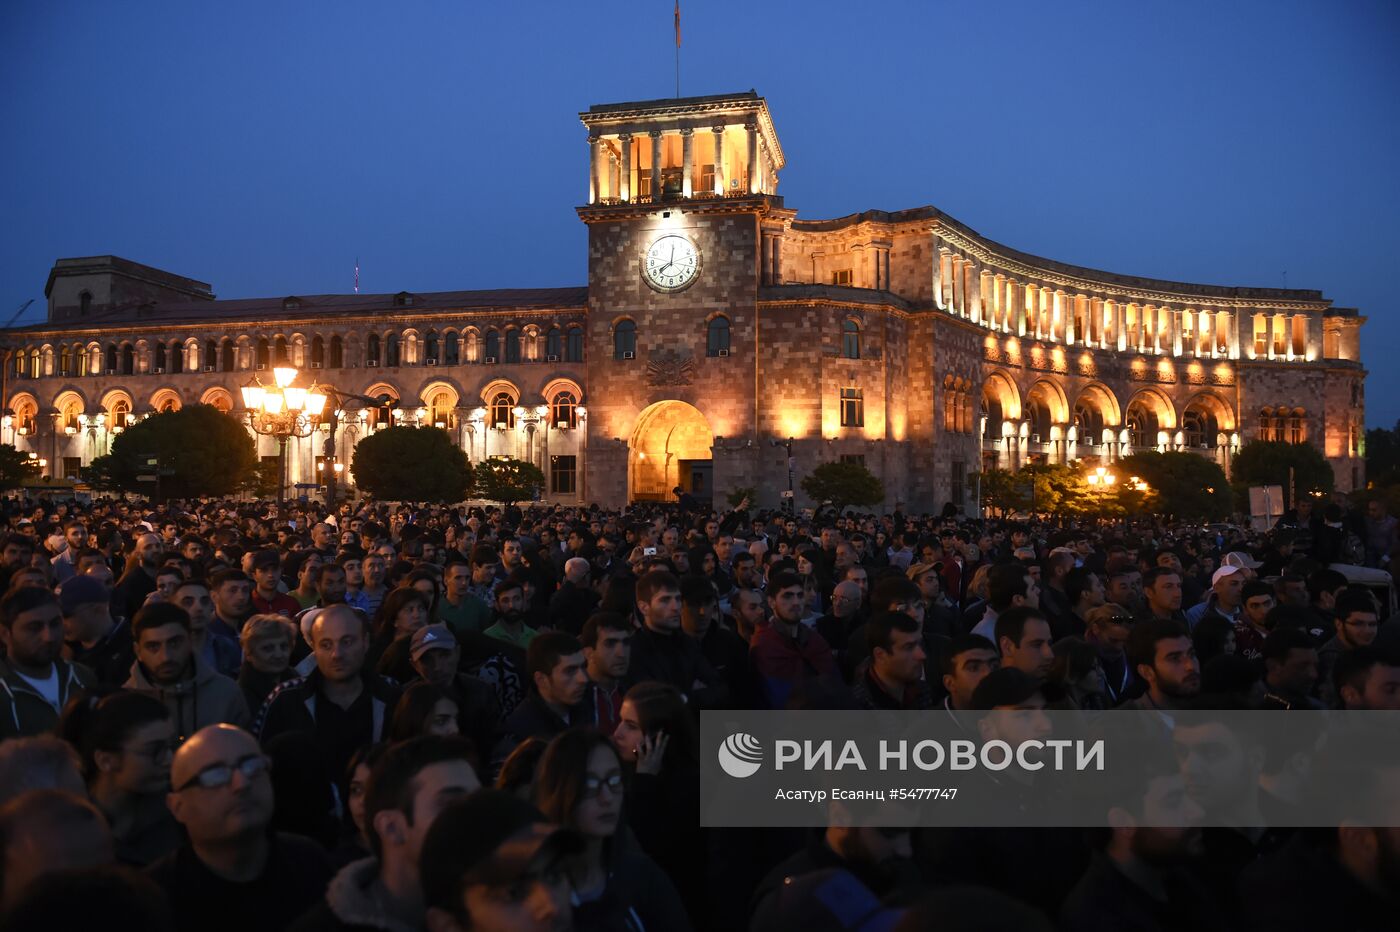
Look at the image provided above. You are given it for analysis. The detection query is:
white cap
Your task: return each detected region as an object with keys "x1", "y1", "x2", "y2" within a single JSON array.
[{"x1": 1211, "y1": 565, "x2": 1243, "y2": 586}]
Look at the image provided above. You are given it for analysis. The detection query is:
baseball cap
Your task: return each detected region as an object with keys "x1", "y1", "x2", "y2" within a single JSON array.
[
  {"x1": 59, "y1": 575, "x2": 109, "y2": 616},
  {"x1": 420, "y1": 791, "x2": 582, "y2": 910},
  {"x1": 410, "y1": 624, "x2": 457, "y2": 662},
  {"x1": 1223, "y1": 551, "x2": 1262, "y2": 570},
  {"x1": 905, "y1": 561, "x2": 939, "y2": 582},
  {"x1": 1211, "y1": 565, "x2": 1243, "y2": 586}
]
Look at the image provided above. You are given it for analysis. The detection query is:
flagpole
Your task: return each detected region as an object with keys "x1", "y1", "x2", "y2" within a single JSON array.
[{"x1": 674, "y1": 1, "x2": 680, "y2": 97}]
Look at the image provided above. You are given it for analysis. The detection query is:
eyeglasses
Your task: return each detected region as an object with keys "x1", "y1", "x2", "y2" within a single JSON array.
[
  {"x1": 582, "y1": 773, "x2": 624, "y2": 799},
  {"x1": 175, "y1": 754, "x2": 271, "y2": 791}
]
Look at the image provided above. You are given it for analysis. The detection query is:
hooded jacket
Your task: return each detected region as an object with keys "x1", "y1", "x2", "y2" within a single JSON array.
[
  {"x1": 0, "y1": 657, "x2": 93, "y2": 738},
  {"x1": 290, "y1": 857, "x2": 420, "y2": 932},
  {"x1": 124, "y1": 653, "x2": 251, "y2": 740}
]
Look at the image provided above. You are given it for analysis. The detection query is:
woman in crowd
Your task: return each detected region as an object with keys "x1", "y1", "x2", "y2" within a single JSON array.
[
  {"x1": 237, "y1": 613, "x2": 298, "y2": 715},
  {"x1": 369, "y1": 586, "x2": 431, "y2": 680},
  {"x1": 387, "y1": 681, "x2": 460, "y2": 742},
  {"x1": 62, "y1": 689, "x2": 180, "y2": 866},
  {"x1": 329, "y1": 743, "x2": 386, "y2": 869},
  {"x1": 1192, "y1": 614, "x2": 1237, "y2": 665},
  {"x1": 535, "y1": 728, "x2": 691, "y2": 932},
  {"x1": 496, "y1": 735, "x2": 547, "y2": 800},
  {"x1": 612, "y1": 681, "x2": 704, "y2": 926},
  {"x1": 1048, "y1": 637, "x2": 1109, "y2": 712}
]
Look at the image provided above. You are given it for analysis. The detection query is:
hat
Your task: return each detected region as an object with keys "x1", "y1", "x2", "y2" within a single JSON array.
[
  {"x1": 420, "y1": 791, "x2": 583, "y2": 911},
  {"x1": 1211, "y1": 565, "x2": 1243, "y2": 586},
  {"x1": 410, "y1": 624, "x2": 457, "y2": 662},
  {"x1": 971, "y1": 667, "x2": 1044, "y2": 710},
  {"x1": 906, "y1": 561, "x2": 939, "y2": 581},
  {"x1": 1223, "y1": 551, "x2": 1262, "y2": 570},
  {"x1": 750, "y1": 867, "x2": 903, "y2": 932},
  {"x1": 59, "y1": 575, "x2": 109, "y2": 615}
]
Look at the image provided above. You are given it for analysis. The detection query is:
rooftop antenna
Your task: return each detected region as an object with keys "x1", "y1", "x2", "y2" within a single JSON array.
[
  {"x1": 674, "y1": 1, "x2": 681, "y2": 97},
  {"x1": 354, "y1": 258, "x2": 360, "y2": 294}
]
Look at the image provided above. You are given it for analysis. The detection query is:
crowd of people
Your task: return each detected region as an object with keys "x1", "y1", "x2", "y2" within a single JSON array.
[{"x1": 0, "y1": 490, "x2": 1396, "y2": 931}]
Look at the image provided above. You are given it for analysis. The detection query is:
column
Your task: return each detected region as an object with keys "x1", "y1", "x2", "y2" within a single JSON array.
[
  {"x1": 882, "y1": 249, "x2": 890, "y2": 292},
  {"x1": 951, "y1": 257, "x2": 964, "y2": 314},
  {"x1": 1054, "y1": 291, "x2": 1065, "y2": 343},
  {"x1": 969, "y1": 264, "x2": 983, "y2": 324},
  {"x1": 746, "y1": 121, "x2": 759, "y2": 194},
  {"x1": 712, "y1": 125, "x2": 726, "y2": 195},
  {"x1": 1012, "y1": 280, "x2": 1026, "y2": 335},
  {"x1": 609, "y1": 151, "x2": 619, "y2": 201},
  {"x1": 1065, "y1": 294, "x2": 1077, "y2": 346},
  {"x1": 618, "y1": 133, "x2": 632, "y2": 202},
  {"x1": 587, "y1": 135, "x2": 600, "y2": 204},
  {"x1": 1227, "y1": 309, "x2": 1240, "y2": 359},
  {"x1": 1116, "y1": 302, "x2": 1127, "y2": 351},
  {"x1": 680, "y1": 128, "x2": 694, "y2": 198},
  {"x1": 1169, "y1": 308, "x2": 1181, "y2": 356},
  {"x1": 774, "y1": 233, "x2": 784, "y2": 284},
  {"x1": 932, "y1": 247, "x2": 946, "y2": 310},
  {"x1": 649, "y1": 130, "x2": 663, "y2": 200}
]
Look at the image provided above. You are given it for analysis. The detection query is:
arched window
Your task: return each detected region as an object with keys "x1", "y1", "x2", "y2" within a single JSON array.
[
  {"x1": 170, "y1": 341, "x2": 184, "y2": 375},
  {"x1": 154, "y1": 343, "x2": 168, "y2": 372},
  {"x1": 120, "y1": 345, "x2": 134, "y2": 376},
  {"x1": 369, "y1": 395, "x2": 398, "y2": 430},
  {"x1": 841, "y1": 319, "x2": 861, "y2": 359},
  {"x1": 566, "y1": 326, "x2": 584, "y2": 362},
  {"x1": 706, "y1": 316, "x2": 731, "y2": 356},
  {"x1": 329, "y1": 336, "x2": 343, "y2": 369},
  {"x1": 204, "y1": 340, "x2": 217, "y2": 371},
  {"x1": 484, "y1": 330, "x2": 501, "y2": 362},
  {"x1": 110, "y1": 399, "x2": 130, "y2": 430},
  {"x1": 256, "y1": 338, "x2": 270, "y2": 369},
  {"x1": 546, "y1": 327, "x2": 562, "y2": 360},
  {"x1": 208, "y1": 393, "x2": 232, "y2": 415},
  {"x1": 613, "y1": 320, "x2": 636, "y2": 360},
  {"x1": 505, "y1": 330, "x2": 522, "y2": 364},
  {"x1": 428, "y1": 391, "x2": 455, "y2": 428},
  {"x1": 60, "y1": 399, "x2": 82, "y2": 432},
  {"x1": 1183, "y1": 404, "x2": 1219, "y2": 449},
  {"x1": 221, "y1": 340, "x2": 236, "y2": 372},
  {"x1": 1126, "y1": 401, "x2": 1158, "y2": 450},
  {"x1": 386, "y1": 334, "x2": 402, "y2": 367},
  {"x1": 59, "y1": 347, "x2": 71, "y2": 377},
  {"x1": 1073, "y1": 402, "x2": 1105, "y2": 448},
  {"x1": 1288, "y1": 409, "x2": 1306, "y2": 444},
  {"x1": 274, "y1": 337, "x2": 289, "y2": 365},
  {"x1": 959, "y1": 393, "x2": 974, "y2": 434},
  {"x1": 551, "y1": 391, "x2": 577, "y2": 429},
  {"x1": 425, "y1": 330, "x2": 439, "y2": 363},
  {"x1": 13, "y1": 400, "x2": 36, "y2": 436},
  {"x1": 158, "y1": 396, "x2": 178, "y2": 414},
  {"x1": 77, "y1": 344, "x2": 90, "y2": 377},
  {"x1": 28, "y1": 349, "x2": 40, "y2": 379},
  {"x1": 1026, "y1": 400, "x2": 1051, "y2": 443},
  {"x1": 490, "y1": 391, "x2": 517, "y2": 429},
  {"x1": 444, "y1": 332, "x2": 460, "y2": 366},
  {"x1": 366, "y1": 334, "x2": 381, "y2": 366},
  {"x1": 105, "y1": 345, "x2": 117, "y2": 374},
  {"x1": 311, "y1": 336, "x2": 325, "y2": 367}
]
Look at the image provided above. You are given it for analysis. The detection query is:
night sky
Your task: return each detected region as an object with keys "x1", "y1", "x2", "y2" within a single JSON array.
[{"x1": 3, "y1": 1, "x2": 1396, "y2": 425}]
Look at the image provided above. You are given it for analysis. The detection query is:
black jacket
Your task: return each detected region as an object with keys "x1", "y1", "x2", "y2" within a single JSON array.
[
  {"x1": 66, "y1": 619, "x2": 135, "y2": 687},
  {"x1": 548, "y1": 581, "x2": 600, "y2": 635},
  {"x1": 625, "y1": 625, "x2": 727, "y2": 707},
  {"x1": 1060, "y1": 851, "x2": 1229, "y2": 932}
]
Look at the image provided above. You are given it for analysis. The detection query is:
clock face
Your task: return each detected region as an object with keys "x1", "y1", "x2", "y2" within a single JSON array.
[{"x1": 642, "y1": 234, "x2": 700, "y2": 292}]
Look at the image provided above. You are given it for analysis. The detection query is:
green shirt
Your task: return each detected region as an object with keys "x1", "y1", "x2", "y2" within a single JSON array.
[
  {"x1": 483, "y1": 620, "x2": 538, "y2": 649},
  {"x1": 436, "y1": 594, "x2": 491, "y2": 640}
]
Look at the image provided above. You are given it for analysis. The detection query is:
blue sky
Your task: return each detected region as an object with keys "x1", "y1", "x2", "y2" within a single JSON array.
[{"x1": 3, "y1": 0, "x2": 1397, "y2": 425}]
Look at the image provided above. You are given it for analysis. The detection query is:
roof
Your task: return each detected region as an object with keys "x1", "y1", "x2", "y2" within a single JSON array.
[{"x1": 586, "y1": 91, "x2": 760, "y2": 115}]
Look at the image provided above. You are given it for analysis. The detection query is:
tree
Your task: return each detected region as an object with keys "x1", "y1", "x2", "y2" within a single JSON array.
[
  {"x1": 974, "y1": 469, "x2": 1026, "y2": 518},
  {"x1": 105, "y1": 405, "x2": 258, "y2": 498},
  {"x1": 240, "y1": 460, "x2": 281, "y2": 499},
  {"x1": 1365, "y1": 420, "x2": 1400, "y2": 488},
  {"x1": 0, "y1": 444, "x2": 40, "y2": 491},
  {"x1": 1117, "y1": 451, "x2": 1231, "y2": 521},
  {"x1": 473, "y1": 457, "x2": 546, "y2": 506},
  {"x1": 1230, "y1": 440, "x2": 1334, "y2": 511},
  {"x1": 351, "y1": 426, "x2": 473, "y2": 502},
  {"x1": 800, "y1": 461, "x2": 885, "y2": 513},
  {"x1": 726, "y1": 486, "x2": 756, "y2": 509}
]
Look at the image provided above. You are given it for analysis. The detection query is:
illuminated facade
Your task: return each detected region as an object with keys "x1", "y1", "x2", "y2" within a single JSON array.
[{"x1": 7, "y1": 91, "x2": 1365, "y2": 510}]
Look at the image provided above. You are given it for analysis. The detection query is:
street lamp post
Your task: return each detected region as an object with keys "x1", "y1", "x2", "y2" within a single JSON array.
[
  {"x1": 241, "y1": 366, "x2": 326, "y2": 504},
  {"x1": 770, "y1": 436, "x2": 795, "y2": 513}
]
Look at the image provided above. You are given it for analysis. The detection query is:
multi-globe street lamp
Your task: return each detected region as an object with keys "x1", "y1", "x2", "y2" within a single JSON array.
[{"x1": 241, "y1": 366, "x2": 326, "y2": 503}]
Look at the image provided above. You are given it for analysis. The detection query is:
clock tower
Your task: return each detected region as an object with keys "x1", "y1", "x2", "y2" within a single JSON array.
[{"x1": 577, "y1": 92, "x2": 789, "y2": 509}]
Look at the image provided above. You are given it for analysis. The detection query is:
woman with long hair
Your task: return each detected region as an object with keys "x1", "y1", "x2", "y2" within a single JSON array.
[
  {"x1": 386, "y1": 681, "x2": 460, "y2": 743},
  {"x1": 369, "y1": 586, "x2": 431, "y2": 680},
  {"x1": 329, "y1": 742, "x2": 387, "y2": 869},
  {"x1": 60, "y1": 688, "x2": 180, "y2": 866},
  {"x1": 611, "y1": 681, "x2": 704, "y2": 926},
  {"x1": 535, "y1": 729, "x2": 690, "y2": 932}
]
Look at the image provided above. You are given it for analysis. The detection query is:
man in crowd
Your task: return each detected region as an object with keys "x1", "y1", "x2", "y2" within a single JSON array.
[
  {"x1": 580, "y1": 612, "x2": 632, "y2": 736},
  {"x1": 970, "y1": 563, "x2": 1039, "y2": 641},
  {"x1": 295, "y1": 735, "x2": 480, "y2": 931},
  {"x1": 436, "y1": 557, "x2": 491, "y2": 639},
  {"x1": 679, "y1": 573, "x2": 749, "y2": 705},
  {"x1": 151, "y1": 724, "x2": 331, "y2": 931},
  {"x1": 359, "y1": 551, "x2": 390, "y2": 617},
  {"x1": 1062, "y1": 567, "x2": 1104, "y2": 639},
  {"x1": 994, "y1": 605, "x2": 1056, "y2": 684},
  {"x1": 628, "y1": 570, "x2": 726, "y2": 707},
  {"x1": 1124, "y1": 619, "x2": 1200, "y2": 713},
  {"x1": 0, "y1": 587, "x2": 94, "y2": 738},
  {"x1": 1138, "y1": 566, "x2": 1186, "y2": 625},
  {"x1": 1083, "y1": 604, "x2": 1135, "y2": 706},
  {"x1": 59, "y1": 573, "x2": 133, "y2": 686},
  {"x1": 940, "y1": 634, "x2": 1000, "y2": 714},
  {"x1": 258, "y1": 604, "x2": 400, "y2": 787},
  {"x1": 49, "y1": 519, "x2": 89, "y2": 584},
  {"x1": 851, "y1": 611, "x2": 931, "y2": 710},
  {"x1": 1187, "y1": 565, "x2": 1245, "y2": 629},
  {"x1": 1231, "y1": 579, "x2": 1277, "y2": 662},
  {"x1": 179, "y1": 577, "x2": 242, "y2": 678},
  {"x1": 124, "y1": 602, "x2": 250, "y2": 740},
  {"x1": 1316, "y1": 589, "x2": 1381, "y2": 706},
  {"x1": 482, "y1": 578, "x2": 535, "y2": 649},
  {"x1": 1332, "y1": 646, "x2": 1400, "y2": 710},
  {"x1": 0, "y1": 789, "x2": 113, "y2": 912},
  {"x1": 115, "y1": 532, "x2": 163, "y2": 620},
  {"x1": 750, "y1": 571, "x2": 837, "y2": 708},
  {"x1": 408, "y1": 625, "x2": 500, "y2": 766},
  {"x1": 249, "y1": 548, "x2": 301, "y2": 617},
  {"x1": 1260, "y1": 626, "x2": 1323, "y2": 710}
]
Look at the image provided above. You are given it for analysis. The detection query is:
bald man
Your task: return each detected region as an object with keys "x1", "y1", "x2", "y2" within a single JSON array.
[
  {"x1": 547, "y1": 557, "x2": 600, "y2": 635},
  {"x1": 149, "y1": 725, "x2": 330, "y2": 932},
  {"x1": 817, "y1": 580, "x2": 865, "y2": 659}
]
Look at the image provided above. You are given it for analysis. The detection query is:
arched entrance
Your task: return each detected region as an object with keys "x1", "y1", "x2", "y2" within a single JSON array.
[{"x1": 629, "y1": 401, "x2": 713, "y2": 503}]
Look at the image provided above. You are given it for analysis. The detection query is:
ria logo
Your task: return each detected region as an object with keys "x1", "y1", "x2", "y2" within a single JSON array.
[{"x1": 718, "y1": 733, "x2": 764, "y2": 778}]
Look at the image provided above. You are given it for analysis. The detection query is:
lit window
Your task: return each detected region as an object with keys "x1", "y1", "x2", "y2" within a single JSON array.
[
  {"x1": 551, "y1": 391, "x2": 577, "y2": 429},
  {"x1": 841, "y1": 320, "x2": 860, "y2": 359},
  {"x1": 840, "y1": 387, "x2": 863, "y2": 427},
  {"x1": 490, "y1": 391, "x2": 516, "y2": 429}
]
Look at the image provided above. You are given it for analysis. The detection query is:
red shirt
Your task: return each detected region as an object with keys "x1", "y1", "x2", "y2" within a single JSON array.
[{"x1": 253, "y1": 591, "x2": 303, "y2": 618}]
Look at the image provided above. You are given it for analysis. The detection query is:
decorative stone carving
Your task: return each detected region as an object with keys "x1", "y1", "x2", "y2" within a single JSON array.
[{"x1": 646, "y1": 350, "x2": 696, "y2": 386}]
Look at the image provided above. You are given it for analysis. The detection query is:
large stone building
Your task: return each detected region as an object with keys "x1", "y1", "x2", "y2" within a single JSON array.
[{"x1": 5, "y1": 91, "x2": 1366, "y2": 511}]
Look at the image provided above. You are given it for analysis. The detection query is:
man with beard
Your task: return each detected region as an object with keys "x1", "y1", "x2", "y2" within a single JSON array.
[
  {"x1": 1124, "y1": 619, "x2": 1200, "y2": 714},
  {"x1": 1060, "y1": 756, "x2": 1225, "y2": 932},
  {"x1": 580, "y1": 612, "x2": 631, "y2": 735},
  {"x1": 1104, "y1": 558, "x2": 1145, "y2": 617},
  {"x1": 49, "y1": 519, "x2": 89, "y2": 585},
  {"x1": 59, "y1": 573, "x2": 134, "y2": 687},
  {"x1": 115, "y1": 532, "x2": 163, "y2": 621},
  {"x1": 483, "y1": 578, "x2": 536, "y2": 649},
  {"x1": 0, "y1": 588, "x2": 94, "y2": 737},
  {"x1": 123, "y1": 602, "x2": 250, "y2": 741},
  {"x1": 852, "y1": 611, "x2": 930, "y2": 710},
  {"x1": 150, "y1": 724, "x2": 331, "y2": 931},
  {"x1": 179, "y1": 578, "x2": 242, "y2": 678},
  {"x1": 491, "y1": 633, "x2": 589, "y2": 771},
  {"x1": 627, "y1": 570, "x2": 726, "y2": 707},
  {"x1": 940, "y1": 634, "x2": 1000, "y2": 714},
  {"x1": 1317, "y1": 589, "x2": 1380, "y2": 707},
  {"x1": 750, "y1": 571, "x2": 837, "y2": 709},
  {"x1": 1332, "y1": 646, "x2": 1400, "y2": 710}
]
